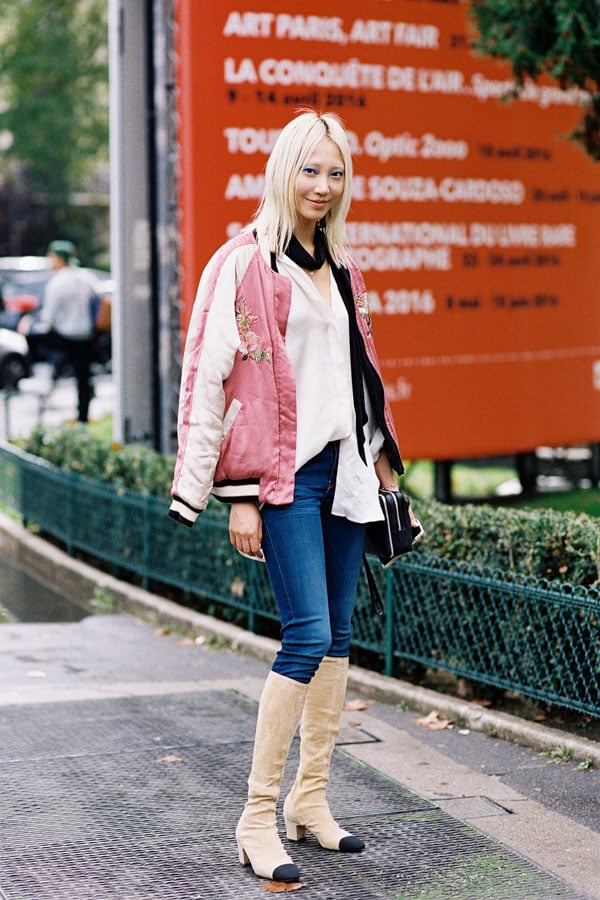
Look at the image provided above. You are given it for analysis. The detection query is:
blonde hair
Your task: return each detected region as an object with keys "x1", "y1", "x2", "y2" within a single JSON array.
[{"x1": 250, "y1": 110, "x2": 353, "y2": 266}]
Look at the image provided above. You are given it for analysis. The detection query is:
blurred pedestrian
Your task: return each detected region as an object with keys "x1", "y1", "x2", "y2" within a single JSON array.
[
  {"x1": 20, "y1": 240, "x2": 97, "y2": 422},
  {"x1": 169, "y1": 110, "x2": 417, "y2": 884}
]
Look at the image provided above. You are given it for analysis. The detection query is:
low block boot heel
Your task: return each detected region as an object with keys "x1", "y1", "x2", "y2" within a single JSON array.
[
  {"x1": 285, "y1": 821, "x2": 307, "y2": 841},
  {"x1": 283, "y1": 656, "x2": 365, "y2": 853},
  {"x1": 235, "y1": 671, "x2": 308, "y2": 881}
]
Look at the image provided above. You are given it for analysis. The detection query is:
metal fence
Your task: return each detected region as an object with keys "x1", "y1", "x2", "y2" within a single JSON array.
[{"x1": 1, "y1": 442, "x2": 599, "y2": 717}]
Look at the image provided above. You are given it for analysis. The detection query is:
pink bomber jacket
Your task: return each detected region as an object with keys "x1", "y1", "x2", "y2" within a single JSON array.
[{"x1": 169, "y1": 231, "x2": 400, "y2": 525}]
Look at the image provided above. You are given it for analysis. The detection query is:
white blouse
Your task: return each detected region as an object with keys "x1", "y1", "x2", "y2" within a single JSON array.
[{"x1": 277, "y1": 255, "x2": 384, "y2": 524}]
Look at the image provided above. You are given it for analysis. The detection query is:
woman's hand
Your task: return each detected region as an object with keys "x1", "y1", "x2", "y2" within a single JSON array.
[
  {"x1": 375, "y1": 450, "x2": 420, "y2": 528},
  {"x1": 229, "y1": 502, "x2": 264, "y2": 560},
  {"x1": 374, "y1": 449, "x2": 398, "y2": 492}
]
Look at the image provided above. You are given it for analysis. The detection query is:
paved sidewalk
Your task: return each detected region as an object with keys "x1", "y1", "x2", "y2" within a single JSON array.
[
  {"x1": 0, "y1": 363, "x2": 114, "y2": 440},
  {"x1": 1, "y1": 519, "x2": 600, "y2": 898}
]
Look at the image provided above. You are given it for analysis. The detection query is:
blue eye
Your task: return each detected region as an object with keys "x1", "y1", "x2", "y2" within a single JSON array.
[
  {"x1": 301, "y1": 166, "x2": 318, "y2": 175},
  {"x1": 331, "y1": 169, "x2": 344, "y2": 178}
]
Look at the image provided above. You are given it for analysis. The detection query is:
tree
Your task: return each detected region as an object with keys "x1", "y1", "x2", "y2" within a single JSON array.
[
  {"x1": 470, "y1": 0, "x2": 600, "y2": 160},
  {"x1": 0, "y1": 0, "x2": 109, "y2": 257}
]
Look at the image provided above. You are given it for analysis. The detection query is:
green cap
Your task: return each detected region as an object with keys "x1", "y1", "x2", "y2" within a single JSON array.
[{"x1": 47, "y1": 240, "x2": 76, "y2": 262}]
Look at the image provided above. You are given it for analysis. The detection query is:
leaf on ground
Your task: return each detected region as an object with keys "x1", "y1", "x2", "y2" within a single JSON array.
[
  {"x1": 156, "y1": 754, "x2": 182, "y2": 764},
  {"x1": 154, "y1": 627, "x2": 172, "y2": 637},
  {"x1": 471, "y1": 698, "x2": 492, "y2": 708},
  {"x1": 343, "y1": 698, "x2": 374, "y2": 711},
  {"x1": 179, "y1": 637, "x2": 195, "y2": 645},
  {"x1": 414, "y1": 710, "x2": 452, "y2": 730},
  {"x1": 265, "y1": 882, "x2": 304, "y2": 893}
]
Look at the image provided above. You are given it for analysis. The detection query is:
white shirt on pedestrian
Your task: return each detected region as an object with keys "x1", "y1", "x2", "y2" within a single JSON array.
[{"x1": 39, "y1": 267, "x2": 96, "y2": 340}]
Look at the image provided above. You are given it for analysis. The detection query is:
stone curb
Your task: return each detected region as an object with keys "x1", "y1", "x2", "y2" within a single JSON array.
[{"x1": 2, "y1": 511, "x2": 599, "y2": 767}]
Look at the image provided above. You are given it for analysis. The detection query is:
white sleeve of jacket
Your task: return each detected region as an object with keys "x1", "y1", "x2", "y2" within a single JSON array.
[{"x1": 170, "y1": 247, "x2": 248, "y2": 524}]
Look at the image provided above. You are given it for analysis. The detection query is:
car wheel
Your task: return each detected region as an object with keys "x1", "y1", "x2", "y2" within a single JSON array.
[{"x1": 0, "y1": 354, "x2": 28, "y2": 389}]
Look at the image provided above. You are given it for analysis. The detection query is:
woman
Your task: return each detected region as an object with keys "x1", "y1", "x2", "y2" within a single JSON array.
[{"x1": 169, "y1": 110, "x2": 416, "y2": 883}]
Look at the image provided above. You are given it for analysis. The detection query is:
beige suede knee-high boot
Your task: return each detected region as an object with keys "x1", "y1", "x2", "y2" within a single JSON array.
[
  {"x1": 236, "y1": 671, "x2": 308, "y2": 882},
  {"x1": 283, "y1": 656, "x2": 365, "y2": 852}
]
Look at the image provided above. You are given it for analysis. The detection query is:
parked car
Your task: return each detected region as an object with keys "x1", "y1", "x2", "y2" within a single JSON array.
[
  {"x1": 0, "y1": 328, "x2": 31, "y2": 389},
  {"x1": 0, "y1": 257, "x2": 50, "y2": 330}
]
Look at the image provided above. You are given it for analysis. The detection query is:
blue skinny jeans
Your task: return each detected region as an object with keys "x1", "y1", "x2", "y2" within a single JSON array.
[{"x1": 261, "y1": 442, "x2": 366, "y2": 684}]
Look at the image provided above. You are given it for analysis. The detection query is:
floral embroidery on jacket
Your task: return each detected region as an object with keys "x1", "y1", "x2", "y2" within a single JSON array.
[
  {"x1": 354, "y1": 292, "x2": 372, "y2": 336},
  {"x1": 235, "y1": 298, "x2": 272, "y2": 363}
]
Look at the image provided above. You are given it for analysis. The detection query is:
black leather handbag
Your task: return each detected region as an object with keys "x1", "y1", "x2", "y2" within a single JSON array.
[
  {"x1": 365, "y1": 490, "x2": 414, "y2": 568},
  {"x1": 363, "y1": 490, "x2": 423, "y2": 615}
]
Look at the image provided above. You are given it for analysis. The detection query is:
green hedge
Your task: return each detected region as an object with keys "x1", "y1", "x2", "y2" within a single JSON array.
[
  {"x1": 418, "y1": 500, "x2": 600, "y2": 587},
  {"x1": 19, "y1": 424, "x2": 600, "y2": 587},
  {"x1": 21, "y1": 425, "x2": 177, "y2": 500}
]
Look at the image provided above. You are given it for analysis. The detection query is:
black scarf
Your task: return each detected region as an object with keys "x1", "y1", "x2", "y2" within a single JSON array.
[
  {"x1": 329, "y1": 257, "x2": 403, "y2": 474},
  {"x1": 284, "y1": 226, "x2": 327, "y2": 271}
]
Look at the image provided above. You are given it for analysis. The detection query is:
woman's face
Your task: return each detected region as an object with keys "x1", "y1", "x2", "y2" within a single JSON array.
[{"x1": 293, "y1": 139, "x2": 345, "y2": 231}]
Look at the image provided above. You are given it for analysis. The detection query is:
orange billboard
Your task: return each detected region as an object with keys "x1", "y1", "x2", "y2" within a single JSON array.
[{"x1": 174, "y1": 0, "x2": 600, "y2": 459}]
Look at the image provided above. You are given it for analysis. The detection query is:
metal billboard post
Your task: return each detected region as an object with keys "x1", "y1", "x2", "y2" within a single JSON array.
[
  {"x1": 108, "y1": 0, "x2": 154, "y2": 446},
  {"x1": 108, "y1": 0, "x2": 181, "y2": 453}
]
